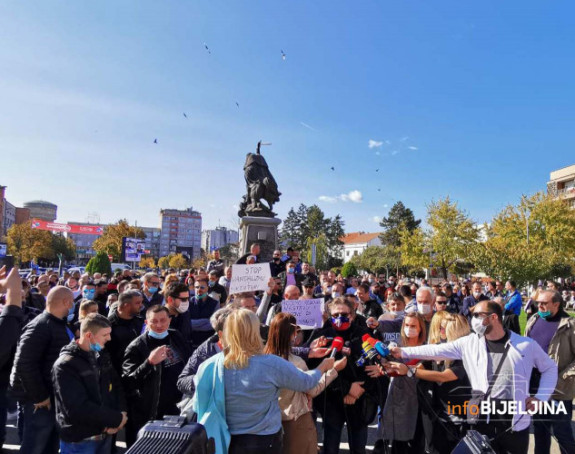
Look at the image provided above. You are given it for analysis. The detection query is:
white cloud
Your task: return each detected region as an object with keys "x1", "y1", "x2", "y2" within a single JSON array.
[
  {"x1": 372, "y1": 216, "x2": 382, "y2": 223},
  {"x1": 400, "y1": 136, "x2": 409, "y2": 142},
  {"x1": 408, "y1": 146, "x2": 418, "y2": 150},
  {"x1": 318, "y1": 190, "x2": 363, "y2": 204},
  {"x1": 383, "y1": 204, "x2": 389, "y2": 208},
  {"x1": 368, "y1": 139, "x2": 383, "y2": 149},
  {"x1": 318, "y1": 195, "x2": 338, "y2": 203},
  {"x1": 391, "y1": 150, "x2": 399, "y2": 156}
]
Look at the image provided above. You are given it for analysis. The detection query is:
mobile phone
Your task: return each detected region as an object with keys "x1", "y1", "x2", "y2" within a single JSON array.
[{"x1": 0, "y1": 255, "x2": 14, "y2": 274}]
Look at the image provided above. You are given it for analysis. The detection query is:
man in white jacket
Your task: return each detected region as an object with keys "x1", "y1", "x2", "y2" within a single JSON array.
[{"x1": 389, "y1": 301, "x2": 558, "y2": 454}]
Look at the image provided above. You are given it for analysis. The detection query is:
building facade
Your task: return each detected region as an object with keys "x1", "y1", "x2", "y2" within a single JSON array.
[
  {"x1": 141, "y1": 226, "x2": 161, "y2": 259},
  {"x1": 159, "y1": 207, "x2": 202, "y2": 258},
  {"x1": 201, "y1": 227, "x2": 239, "y2": 253},
  {"x1": 340, "y1": 232, "x2": 382, "y2": 263},
  {"x1": 66, "y1": 222, "x2": 104, "y2": 265},
  {"x1": 24, "y1": 200, "x2": 58, "y2": 222},
  {"x1": 2, "y1": 200, "x2": 16, "y2": 237},
  {"x1": 548, "y1": 164, "x2": 575, "y2": 209}
]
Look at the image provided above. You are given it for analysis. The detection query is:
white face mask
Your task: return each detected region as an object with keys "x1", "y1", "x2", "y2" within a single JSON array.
[
  {"x1": 176, "y1": 300, "x2": 189, "y2": 314},
  {"x1": 417, "y1": 303, "x2": 432, "y2": 315},
  {"x1": 390, "y1": 310, "x2": 405, "y2": 317},
  {"x1": 471, "y1": 316, "x2": 488, "y2": 337},
  {"x1": 473, "y1": 291, "x2": 482, "y2": 299},
  {"x1": 404, "y1": 326, "x2": 418, "y2": 338}
]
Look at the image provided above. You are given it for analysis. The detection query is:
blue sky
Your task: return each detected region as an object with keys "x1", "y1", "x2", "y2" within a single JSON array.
[{"x1": 1, "y1": 1, "x2": 574, "y2": 233}]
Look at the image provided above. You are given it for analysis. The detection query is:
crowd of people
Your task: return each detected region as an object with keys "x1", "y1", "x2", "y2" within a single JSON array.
[{"x1": 1, "y1": 242, "x2": 575, "y2": 454}]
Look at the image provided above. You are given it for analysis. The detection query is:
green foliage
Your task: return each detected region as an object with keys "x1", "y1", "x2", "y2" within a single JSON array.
[
  {"x1": 280, "y1": 204, "x2": 345, "y2": 269},
  {"x1": 85, "y1": 251, "x2": 112, "y2": 275},
  {"x1": 379, "y1": 201, "x2": 421, "y2": 248},
  {"x1": 341, "y1": 261, "x2": 358, "y2": 278},
  {"x1": 169, "y1": 253, "x2": 188, "y2": 269},
  {"x1": 93, "y1": 220, "x2": 145, "y2": 262},
  {"x1": 7, "y1": 223, "x2": 76, "y2": 265},
  {"x1": 158, "y1": 255, "x2": 174, "y2": 269}
]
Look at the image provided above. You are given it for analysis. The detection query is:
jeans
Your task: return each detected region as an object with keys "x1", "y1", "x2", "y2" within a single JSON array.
[
  {"x1": 322, "y1": 412, "x2": 368, "y2": 454},
  {"x1": 60, "y1": 437, "x2": 112, "y2": 454},
  {"x1": 18, "y1": 401, "x2": 59, "y2": 454},
  {"x1": 228, "y1": 430, "x2": 282, "y2": 454},
  {"x1": 534, "y1": 400, "x2": 575, "y2": 454}
]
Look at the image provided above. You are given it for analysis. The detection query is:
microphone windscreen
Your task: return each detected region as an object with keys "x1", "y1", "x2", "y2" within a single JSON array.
[
  {"x1": 332, "y1": 336, "x2": 344, "y2": 352},
  {"x1": 362, "y1": 334, "x2": 371, "y2": 342}
]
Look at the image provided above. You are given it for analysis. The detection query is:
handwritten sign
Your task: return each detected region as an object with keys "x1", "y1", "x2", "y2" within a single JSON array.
[
  {"x1": 229, "y1": 263, "x2": 271, "y2": 295},
  {"x1": 282, "y1": 298, "x2": 324, "y2": 329}
]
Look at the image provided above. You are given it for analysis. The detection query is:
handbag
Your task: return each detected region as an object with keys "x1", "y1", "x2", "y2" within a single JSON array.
[{"x1": 467, "y1": 342, "x2": 511, "y2": 425}]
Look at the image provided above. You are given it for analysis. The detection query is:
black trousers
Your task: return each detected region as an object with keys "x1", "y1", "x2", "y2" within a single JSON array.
[
  {"x1": 228, "y1": 430, "x2": 282, "y2": 454},
  {"x1": 475, "y1": 423, "x2": 529, "y2": 454}
]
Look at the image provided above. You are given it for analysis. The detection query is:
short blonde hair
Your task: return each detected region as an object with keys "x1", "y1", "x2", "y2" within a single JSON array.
[
  {"x1": 222, "y1": 309, "x2": 263, "y2": 369},
  {"x1": 445, "y1": 314, "x2": 470, "y2": 342},
  {"x1": 161, "y1": 274, "x2": 179, "y2": 294},
  {"x1": 428, "y1": 310, "x2": 450, "y2": 345}
]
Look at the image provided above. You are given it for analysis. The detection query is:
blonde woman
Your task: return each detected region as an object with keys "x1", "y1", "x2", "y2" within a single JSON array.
[
  {"x1": 525, "y1": 288, "x2": 540, "y2": 320},
  {"x1": 428, "y1": 310, "x2": 451, "y2": 345},
  {"x1": 192, "y1": 309, "x2": 334, "y2": 454}
]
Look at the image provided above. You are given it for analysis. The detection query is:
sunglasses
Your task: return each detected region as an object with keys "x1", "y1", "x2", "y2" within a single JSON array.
[
  {"x1": 436, "y1": 301, "x2": 447, "y2": 305},
  {"x1": 472, "y1": 311, "x2": 493, "y2": 318},
  {"x1": 332, "y1": 312, "x2": 350, "y2": 317}
]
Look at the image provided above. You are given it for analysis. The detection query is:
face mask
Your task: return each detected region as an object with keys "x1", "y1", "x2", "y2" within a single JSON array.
[
  {"x1": 404, "y1": 327, "x2": 418, "y2": 338},
  {"x1": 417, "y1": 303, "x2": 431, "y2": 315},
  {"x1": 176, "y1": 300, "x2": 190, "y2": 314},
  {"x1": 471, "y1": 316, "x2": 488, "y2": 337},
  {"x1": 67, "y1": 303, "x2": 75, "y2": 322},
  {"x1": 90, "y1": 342, "x2": 103, "y2": 353},
  {"x1": 331, "y1": 315, "x2": 351, "y2": 331},
  {"x1": 196, "y1": 292, "x2": 207, "y2": 300},
  {"x1": 391, "y1": 310, "x2": 405, "y2": 317},
  {"x1": 83, "y1": 289, "x2": 96, "y2": 300},
  {"x1": 148, "y1": 286, "x2": 158, "y2": 294},
  {"x1": 538, "y1": 310, "x2": 552, "y2": 319},
  {"x1": 208, "y1": 281, "x2": 215, "y2": 287},
  {"x1": 148, "y1": 329, "x2": 169, "y2": 340},
  {"x1": 287, "y1": 268, "x2": 295, "y2": 274},
  {"x1": 473, "y1": 292, "x2": 481, "y2": 299}
]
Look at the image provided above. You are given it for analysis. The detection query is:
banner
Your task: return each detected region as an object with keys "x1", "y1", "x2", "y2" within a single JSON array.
[
  {"x1": 0, "y1": 243, "x2": 6, "y2": 257},
  {"x1": 282, "y1": 298, "x2": 324, "y2": 329},
  {"x1": 31, "y1": 219, "x2": 104, "y2": 235},
  {"x1": 229, "y1": 263, "x2": 271, "y2": 295},
  {"x1": 123, "y1": 237, "x2": 146, "y2": 262}
]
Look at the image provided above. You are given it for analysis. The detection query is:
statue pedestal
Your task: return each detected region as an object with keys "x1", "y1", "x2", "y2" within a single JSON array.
[{"x1": 239, "y1": 216, "x2": 282, "y2": 263}]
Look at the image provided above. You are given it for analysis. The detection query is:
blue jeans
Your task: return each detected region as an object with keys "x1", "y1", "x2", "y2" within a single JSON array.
[
  {"x1": 60, "y1": 437, "x2": 112, "y2": 454},
  {"x1": 18, "y1": 401, "x2": 59, "y2": 454},
  {"x1": 534, "y1": 400, "x2": 575, "y2": 454}
]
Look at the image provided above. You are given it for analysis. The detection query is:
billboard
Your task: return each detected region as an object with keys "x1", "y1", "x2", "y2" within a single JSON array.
[
  {"x1": 0, "y1": 243, "x2": 6, "y2": 257},
  {"x1": 123, "y1": 237, "x2": 146, "y2": 262},
  {"x1": 31, "y1": 219, "x2": 104, "y2": 235}
]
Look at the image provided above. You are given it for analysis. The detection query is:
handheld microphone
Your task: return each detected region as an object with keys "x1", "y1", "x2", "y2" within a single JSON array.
[{"x1": 330, "y1": 337, "x2": 344, "y2": 358}]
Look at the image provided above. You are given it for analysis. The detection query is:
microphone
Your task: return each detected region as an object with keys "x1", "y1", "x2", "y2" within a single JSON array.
[
  {"x1": 356, "y1": 338, "x2": 378, "y2": 366},
  {"x1": 330, "y1": 337, "x2": 344, "y2": 358}
]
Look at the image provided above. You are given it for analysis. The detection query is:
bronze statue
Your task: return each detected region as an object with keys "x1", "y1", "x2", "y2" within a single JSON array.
[{"x1": 238, "y1": 141, "x2": 281, "y2": 217}]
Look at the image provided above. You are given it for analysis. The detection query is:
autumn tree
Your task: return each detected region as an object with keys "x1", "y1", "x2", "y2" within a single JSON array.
[
  {"x1": 92, "y1": 220, "x2": 145, "y2": 261},
  {"x1": 139, "y1": 257, "x2": 156, "y2": 269},
  {"x1": 472, "y1": 193, "x2": 575, "y2": 286},
  {"x1": 7, "y1": 223, "x2": 56, "y2": 264},
  {"x1": 169, "y1": 253, "x2": 189, "y2": 269},
  {"x1": 158, "y1": 255, "x2": 173, "y2": 269},
  {"x1": 400, "y1": 197, "x2": 478, "y2": 278}
]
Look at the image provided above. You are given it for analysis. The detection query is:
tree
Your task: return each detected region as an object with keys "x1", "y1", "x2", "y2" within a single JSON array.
[
  {"x1": 52, "y1": 234, "x2": 76, "y2": 262},
  {"x1": 158, "y1": 255, "x2": 173, "y2": 269},
  {"x1": 139, "y1": 257, "x2": 156, "y2": 269},
  {"x1": 92, "y1": 220, "x2": 145, "y2": 262},
  {"x1": 379, "y1": 201, "x2": 421, "y2": 247},
  {"x1": 7, "y1": 223, "x2": 55, "y2": 264},
  {"x1": 472, "y1": 192, "x2": 575, "y2": 286},
  {"x1": 351, "y1": 246, "x2": 400, "y2": 275},
  {"x1": 169, "y1": 253, "x2": 188, "y2": 269},
  {"x1": 341, "y1": 262, "x2": 358, "y2": 278},
  {"x1": 280, "y1": 204, "x2": 345, "y2": 269},
  {"x1": 85, "y1": 251, "x2": 112, "y2": 275},
  {"x1": 399, "y1": 197, "x2": 478, "y2": 278},
  {"x1": 218, "y1": 242, "x2": 239, "y2": 264}
]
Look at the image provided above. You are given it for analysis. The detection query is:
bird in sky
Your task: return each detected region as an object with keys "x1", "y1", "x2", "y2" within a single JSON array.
[
  {"x1": 281, "y1": 50, "x2": 286, "y2": 60},
  {"x1": 183, "y1": 113, "x2": 187, "y2": 118},
  {"x1": 204, "y1": 43, "x2": 211, "y2": 54},
  {"x1": 377, "y1": 188, "x2": 381, "y2": 192},
  {"x1": 236, "y1": 102, "x2": 240, "y2": 108},
  {"x1": 153, "y1": 139, "x2": 158, "y2": 144},
  {"x1": 375, "y1": 168, "x2": 379, "y2": 172},
  {"x1": 330, "y1": 166, "x2": 335, "y2": 171}
]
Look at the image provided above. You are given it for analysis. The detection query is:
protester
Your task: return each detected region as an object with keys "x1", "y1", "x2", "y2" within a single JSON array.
[
  {"x1": 460, "y1": 281, "x2": 489, "y2": 318},
  {"x1": 390, "y1": 301, "x2": 558, "y2": 454},
  {"x1": 189, "y1": 277, "x2": 220, "y2": 348},
  {"x1": 494, "y1": 296, "x2": 521, "y2": 335},
  {"x1": 206, "y1": 250, "x2": 225, "y2": 278},
  {"x1": 264, "y1": 312, "x2": 347, "y2": 454},
  {"x1": 191, "y1": 309, "x2": 333, "y2": 454},
  {"x1": 218, "y1": 266, "x2": 232, "y2": 292},
  {"x1": 207, "y1": 270, "x2": 228, "y2": 305},
  {"x1": 122, "y1": 305, "x2": 191, "y2": 447},
  {"x1": 140, "y1": 273, "x2": 163, "y2": 310},
  {"x1": 504, "y1": 280, "x2": 523, "y2": 316},
  {"x1": 525, "y1": 290, "x2": 575, "y2": 454},
  {"x1": 236, "y1": 243, "x2": 260, "y2": 264},
  {"x1": 11, "y1": 286, "x2": 75, "y2": 454},
  {"x1": 52, "y1": 314, "x2": 127, "y2": 453},
  {"x1": 442, "y1": 283, "x2": 461, "y2": 314},
  {"x1": 356, "y1": 283, "x2": 383, "y2": 319},
  {"x1": 269, "y1": 250, "x2": 286, "y2": 277}
]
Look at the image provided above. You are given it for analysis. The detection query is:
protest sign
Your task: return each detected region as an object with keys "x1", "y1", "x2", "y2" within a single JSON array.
[
  {"x1": 229, "y1": 263, "x2": 271, "y2": 294},
  {"x1": 282, "y1": 298, "x2": 324, "y2": 329}
]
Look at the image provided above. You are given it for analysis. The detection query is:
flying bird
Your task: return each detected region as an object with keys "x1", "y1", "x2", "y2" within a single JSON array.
[
  {"x1": 183, "y1": 113, "x2": 187, "y2": 118},
  {"x1": 376, "y1": 168, "x2": 379, "y2": 172},
  {"x1": 204, "y1": 43, "x2": 211, "y2": 54},
  {"x1": 236, "y1": 102, "x2": 240, "y2": 108},
  {"x1": 281, "y1": 50, "x2": 286, "y2": 60},
  {"x1": 377, "y1": 188, "x2": 381, "y2": 192},
  {"x1": 153, "y1": 139, "x2": 158, "y2": 144},
  {"x1": 330, "y1": 166, "x2": 335, "y2": 171}
]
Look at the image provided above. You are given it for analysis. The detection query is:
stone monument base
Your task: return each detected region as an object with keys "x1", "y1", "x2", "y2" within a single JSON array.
[{"x1": 239, "y1": 216, "x2": 281, "y2": 263}]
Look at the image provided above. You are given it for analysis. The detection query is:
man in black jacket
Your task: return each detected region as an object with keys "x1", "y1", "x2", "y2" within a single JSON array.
[
  {"x1": 0, "y1": 265, "x2": 24, "y2": 448},
  {"x1": 11, "y1": 285, "x2": 75, "y2": 454},
  {"x1": 122, "y1": 305, "x2": 191, "y2": 447},
  {"x1": 52, "y1": 314, "x2": 127, "y2": 452},
  {"x1": 140, "y1": 272, "x2": 163, "y2": 311},
  {"x1": 357, "y1": 283, "x2": 383, "y2": 319},
  {"x1": 236, "y1": 242, "x2": 260, "y2": 264},
  {"x1": 164, "y1": 282, "x2": 193, "y2": 348},
  {"x1": 107, "y1": 290, "x2": 144, "y2": 374}
]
